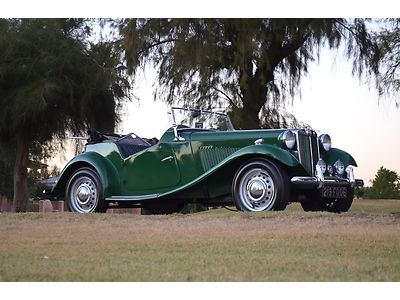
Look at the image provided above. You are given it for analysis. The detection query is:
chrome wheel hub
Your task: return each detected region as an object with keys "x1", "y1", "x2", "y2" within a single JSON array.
[
  {"x1": 247, "y1": 178, "x2": 267, "y2": 201},
  {"x1": 76, "y1": 184, "x2": 91, "y2": 205},
  {"x1": 239, "y1": 168, "x2": 276, "y2": 211}
]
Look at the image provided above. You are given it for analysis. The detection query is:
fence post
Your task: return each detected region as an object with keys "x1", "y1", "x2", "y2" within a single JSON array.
[
  {"x1": 1, "y1": 196, "x2": 11, "y2": 212},
  {"x1": 39, "y1": 199, "x2": 53, "y2": 212},
  {"x1": 58, "y1": 201, "x2": 64, "y2": 212}
]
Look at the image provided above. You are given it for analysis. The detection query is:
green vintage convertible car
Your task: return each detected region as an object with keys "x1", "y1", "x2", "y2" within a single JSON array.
[{"x1": 50, "y1": 107, "x2": 363, "y2": 213}]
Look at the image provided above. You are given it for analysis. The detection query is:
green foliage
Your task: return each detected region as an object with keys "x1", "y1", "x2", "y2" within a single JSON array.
[
  {"x1": 0, "y1": 18, "x2": 130, "y2": 211},
  {"x1": 0, "y1": 19, "x2": 129, "y2": 142},
  {"x1": 354, "y1": 186, "x2": 364, "y2": 199},
  {"x1": 364, "y1": 166, "x2": 400, "y2": 199},
  {"x1": 376, "y1": 19, "x2": 400, "y2": 107},
  {"x1": 121, "y1": 18, "x2": 380, "y2": 129}
]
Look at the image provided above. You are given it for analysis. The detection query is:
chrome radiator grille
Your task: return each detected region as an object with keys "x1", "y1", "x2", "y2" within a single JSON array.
[{"x1": 297, "y1": 130, "x2": 319, "y2": 175}]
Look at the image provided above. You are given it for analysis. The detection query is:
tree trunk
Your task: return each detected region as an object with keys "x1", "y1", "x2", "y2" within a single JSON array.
[
  {"x1": 12, "y1": 138, "x2": 29, "y2": 213},
  {"x1": 231, "y1": 103, "x2": 262, "y2": 130},
  {"x1": 231, "y1": 53, "x2": 273, "y2": 130},
  {"x1": 232, "y1": 73, "x2": 269, "y2": 130}
]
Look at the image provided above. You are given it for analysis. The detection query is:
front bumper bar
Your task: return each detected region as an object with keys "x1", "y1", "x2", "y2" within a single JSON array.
[
  {"x1": 291, "y1": 176, "x2": 364, "y2": 187},
  {"x1": 291, "y1": 166, "x2": 364, "y2": 188}
]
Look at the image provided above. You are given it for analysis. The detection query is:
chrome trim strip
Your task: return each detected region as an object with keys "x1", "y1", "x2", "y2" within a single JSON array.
[
  {"x1": 316, "y1": 132, "x2": 321, "y2": 161},
  {"x1": 309, "y1": 133, "x2": 315, "y2": 175},
  {"x1": 296, "y1": 130, "x2": 305, "y2": 172},
  {"x1": 161, "y1": 156, "x2": 173, "y2": 162}
]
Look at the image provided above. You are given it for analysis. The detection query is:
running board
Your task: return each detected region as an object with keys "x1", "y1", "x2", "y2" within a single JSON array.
[{"x1": 106, "y1": 194, "x2": 160, "y2": 202}]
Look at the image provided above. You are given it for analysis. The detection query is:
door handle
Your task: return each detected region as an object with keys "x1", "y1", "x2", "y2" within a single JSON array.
[{"x1": 161, "y1": 156, "x2": 173, "y2": 162}]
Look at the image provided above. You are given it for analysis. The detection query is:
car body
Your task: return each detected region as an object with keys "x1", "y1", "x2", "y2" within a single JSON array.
[{"x1": 50, "y1": 107, "x2": 364, "y2": 213}]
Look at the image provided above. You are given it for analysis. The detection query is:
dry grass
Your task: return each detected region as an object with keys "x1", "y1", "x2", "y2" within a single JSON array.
[{"x1": 0, "y1": 199, "x2": 399, "y2": 281}]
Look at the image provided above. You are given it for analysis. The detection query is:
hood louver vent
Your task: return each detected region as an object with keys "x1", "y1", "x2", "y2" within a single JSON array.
[{"x1": 199, "y1": 146, "x2": 240, "y2": 171}]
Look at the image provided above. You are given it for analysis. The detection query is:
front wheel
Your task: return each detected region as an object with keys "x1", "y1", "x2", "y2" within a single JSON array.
[
  {"x1": 300, "y1": 188, "x2": 354, "y2": 213},
  {"x1": 65, "y1": 167, "x2": 109, "y2": 213},
  {"x1": 326, "y1": 188, "x2": 354, "y2": 213},
  {"x1": 232, "y1": 159, "x2": 290, "y2": 212}
]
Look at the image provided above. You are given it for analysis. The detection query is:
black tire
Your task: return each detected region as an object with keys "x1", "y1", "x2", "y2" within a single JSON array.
[
  {"x1": 326, "y1": 188, "x2": 354, "y2": 213},
  {"x1": 232, "y1": 159, "x2": 290, "y2": 212},
  {"x1": 65, "y1": 167, "x2": 109, "y2": 213},
  {"x1": 300, "y1": 191, "x2": 325, "y2": 212},
  {"x1": 300, "y1": 188, "x2": 354, "y2": 213}
]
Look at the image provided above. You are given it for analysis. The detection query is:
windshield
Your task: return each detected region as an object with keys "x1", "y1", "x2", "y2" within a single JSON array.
[{"x1": 170, "y1": 107, "x2": 235, "y2": 131}]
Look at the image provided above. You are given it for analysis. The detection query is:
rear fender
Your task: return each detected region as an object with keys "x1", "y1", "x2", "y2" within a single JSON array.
[{"x1": 51, "y1": 152, "x2": 120, "y2": 199}]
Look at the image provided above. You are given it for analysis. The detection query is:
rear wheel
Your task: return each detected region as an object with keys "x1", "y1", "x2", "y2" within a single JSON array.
[
  {"x1": 65, "y1": 167, "x2": 109, "y2": 213},
  {"x1": 232, "y1": 159, "x2": 290, "y2": 212}
]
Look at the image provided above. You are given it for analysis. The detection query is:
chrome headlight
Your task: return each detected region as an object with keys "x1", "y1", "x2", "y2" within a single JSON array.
[
  {"x1": 319, "y1": 134, "x2": 331, "y2": 151},
  {"x1": 334, "y1": 160, "x2": 345, "y2": 176},
  {"x1": 282, "y1": 130, "x2": 296, "y2": 149}
]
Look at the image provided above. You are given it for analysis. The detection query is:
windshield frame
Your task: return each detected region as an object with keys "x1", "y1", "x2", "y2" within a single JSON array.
[
  {"x1": 169, "y1": 107, "x2": 235, "y2": 141},
  {"x1": 170, "y1": 107, "x2": 234, "y2": 129}
]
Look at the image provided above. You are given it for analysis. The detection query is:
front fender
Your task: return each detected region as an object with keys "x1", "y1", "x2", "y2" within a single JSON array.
[
  {"x1": 229, "y1": 144, "x2": 300, "y2": 167},
  {"x1": 52, "y1": 152, "x2": 120, "y2": 199},
  {"x1": 323, "y1": 148, "x2": 358, "y2": 167}
]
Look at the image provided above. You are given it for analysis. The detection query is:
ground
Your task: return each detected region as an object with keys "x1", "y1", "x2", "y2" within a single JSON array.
[{"x1": 0, "y1": 199, "x2": 399, "y2": 281}]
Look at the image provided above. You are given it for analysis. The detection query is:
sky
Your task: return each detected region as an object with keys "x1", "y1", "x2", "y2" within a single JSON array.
[{"x1": 119, "y1": 46, "x2": 400, "y2": 187}]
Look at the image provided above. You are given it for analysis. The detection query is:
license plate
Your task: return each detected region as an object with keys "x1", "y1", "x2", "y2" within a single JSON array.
[{"x1": 321, "y1": 186, "x2": 348, "y2": 199}]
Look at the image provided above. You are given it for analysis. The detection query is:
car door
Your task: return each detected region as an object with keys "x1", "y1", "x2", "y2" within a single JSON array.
[{"x1": 120, "y1": 142, "x2": 181, "y2": 193}]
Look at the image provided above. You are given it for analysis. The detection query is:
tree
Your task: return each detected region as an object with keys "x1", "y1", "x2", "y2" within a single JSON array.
[
  {"x1": 0, "y1": 19, "x2": 130, "y2": 212},
  {"x1": 120, "y1": 18, "x2": 380, "y2": 129},
  {"x1": 376, "y1": 19, "x2": 400, "y2": 107},
  {"x1": 0, "y1": 146, "x2": 13, "y2": 200},
  {"x1": 364, "y1": 166, "x2": 400, "y2": 199}
]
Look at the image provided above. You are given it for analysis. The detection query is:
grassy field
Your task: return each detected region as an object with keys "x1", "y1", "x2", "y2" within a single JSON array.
[{"x1": 0, "y1": 199, "x2": 399, "y2": 281}]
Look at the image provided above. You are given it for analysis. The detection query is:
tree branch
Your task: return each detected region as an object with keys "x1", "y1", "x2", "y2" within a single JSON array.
[
  {"x1": 139, "y1": 38, "x2": 177, "y2": 55},
  {"x1": 214, "y1": 87, "x2": 237, "y2": 107},
  {"x1": 335, "y1": 19, "x2": 357, "y2": 37}
]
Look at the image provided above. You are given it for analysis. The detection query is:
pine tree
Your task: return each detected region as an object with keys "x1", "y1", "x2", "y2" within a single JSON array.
[
  {"x1": 121, "y1": 18, "x2": 380, "y2": 129},
  {"x1": 376, "y1": 18, "x2": 400, "y2": 107},
  {"x1": 0, "y1": 19, "x2": 130, "y2": 212}
]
